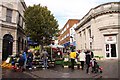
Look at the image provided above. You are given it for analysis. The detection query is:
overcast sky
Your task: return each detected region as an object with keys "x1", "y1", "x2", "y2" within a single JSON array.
[{"x1": 24, "y1": 0, "x2": 120, "y2": 29}]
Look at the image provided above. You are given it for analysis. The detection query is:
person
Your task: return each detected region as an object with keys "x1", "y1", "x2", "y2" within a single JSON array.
[
  {"x1": 70, "y1": 49, "x2": 76, "y2": 70},
  {"x1": 90, "y1": 50, "x2": 94, "y2": 59},
  {"x1": 41, "y1": 49, "x2": 48, "y2": 69},
  {"x1": 91, "y1": 58, "x2": 97, "y2": 73},
  {"x1": 78, "y1": 50, "x2": 86, "y2": 70},
  {"x1": 76, "y1": 50, "x2": 80, "y2": 69},
  {"x1": 35, "y1": 50, "x2": 40, "y2": 56},
  {"x1": 22, "y1": 50, "x2": 27, "y2": 70},
  {"x1": 27, "y1": 50, "x2": 33, "y2": 70},
  {"x1": 18, "y1": 54, "x2": 25, "y2": 71},
  {"x1": 85, "y1": 50, "x2": 92, "y2": 74}
]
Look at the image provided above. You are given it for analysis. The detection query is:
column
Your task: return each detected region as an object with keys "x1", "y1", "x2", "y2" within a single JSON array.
[
  {"x1": 12, "y1": 30, "x2": 17, "y2": 55},
  {"x1": 0, "y1": 36, "x2": 2, "y2": 60}
]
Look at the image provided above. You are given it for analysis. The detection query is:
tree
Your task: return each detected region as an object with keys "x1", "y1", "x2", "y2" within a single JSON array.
[{"x1": 24, "y1": 4, "x2": 59, "y2": 50}]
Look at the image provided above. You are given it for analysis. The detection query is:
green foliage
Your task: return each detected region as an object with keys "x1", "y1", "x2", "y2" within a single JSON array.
[
  {"x1": 24, "y1": 4, "x2": 59, "y2": 45},
  {"x1": 34, "y1": 46, "x2": 40, "y2": 51},
  {"x1": 55, "y1": 60, "x2": 63, "y2": 65},
  {"x1": 29, "y1": 46, "x2": 40, "y2": 51}
]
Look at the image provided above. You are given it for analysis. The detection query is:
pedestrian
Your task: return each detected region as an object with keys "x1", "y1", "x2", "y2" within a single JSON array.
[
  {"x1": 90, "y1": 50, "x2": 94, "y2": 59},
  {"x1": 70, "y1": 49, "x2": 76, "y2": 70},
  {"x1": 85, "y1": 50, "x2": 92, "y2": 74},
  {"x1": 35, "y1": 50, "x2": 40, "y2": 56},
  {"x1": 78, "y1": 50, "x2": 86, "y2": 70},
  {"x1": 27, "y1": 50, "x2": 33, "y2": 70},
  {"x1": 22, "y1": 50, "x2": 27, "y2": 70},
  {"x1": 18, "y1": 54, "x2": 25, "y2": 71},
  {"x1": 41, "y1": 49, "x2": 48, "y2": 69},
  {"x1": 76, "y1": 50, "x2": 81, "y2": 69}
]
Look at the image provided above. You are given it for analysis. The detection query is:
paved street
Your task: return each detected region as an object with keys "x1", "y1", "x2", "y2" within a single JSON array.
[{"x1": 1, "y1": 59, "x2": 119, "y2": 79}]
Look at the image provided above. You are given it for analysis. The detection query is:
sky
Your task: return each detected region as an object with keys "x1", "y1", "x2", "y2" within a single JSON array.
[{"x1": 24, "y1": 0, "x2": 120, "y2": 29}]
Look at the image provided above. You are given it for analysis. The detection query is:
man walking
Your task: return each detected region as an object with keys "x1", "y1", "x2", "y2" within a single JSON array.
[
  {"x1": 70, "y1": 49, "x2": 76, "y2": 70},
  {"x1": 27, "y1": 50, "x2": 33, "y2": 70},
  {"x1": 41, "y1": 49, "x2": 48, "y2": 69},
  {"x1": 85, "y1": 50, "x2": 92, "y2": 74}
]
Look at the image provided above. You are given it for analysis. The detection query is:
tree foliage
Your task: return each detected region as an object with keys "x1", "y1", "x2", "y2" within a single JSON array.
[{"x1": 24, "y1": 4, "x2": 59, "y2": 45}]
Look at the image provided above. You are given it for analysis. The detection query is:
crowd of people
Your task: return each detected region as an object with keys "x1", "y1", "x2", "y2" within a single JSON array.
[
  {"x1": 10, "y1": 48, "x2": 101, "y2": 74},
  {"x1": 68, "y1": 49, "x2": 95, "y2": 74},
  {"x1": 11, "y1": 49, "x2": 49, "y2": 71}
]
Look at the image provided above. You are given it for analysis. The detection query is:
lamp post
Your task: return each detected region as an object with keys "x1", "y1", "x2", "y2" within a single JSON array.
[
  {"x1": 50, "y1": 36, "x2": 53, "y2": 60},
  {"x1": 70, "y1": 36, "x2": 73, "y2": 50}
]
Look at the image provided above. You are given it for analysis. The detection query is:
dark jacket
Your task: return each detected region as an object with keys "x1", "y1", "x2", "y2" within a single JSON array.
[
  {"x1": 27, "y1": 52, "x2": 33, "y2": 62},
  {"x1": 18, "y1": 56, "x2": 25, "y2": 66},
  {"x1": 90, "y1": 51, "x2": 94, "y2": 58},
  {"x1": 86, "y1": 53, "x2": 91, "y2": 64}
]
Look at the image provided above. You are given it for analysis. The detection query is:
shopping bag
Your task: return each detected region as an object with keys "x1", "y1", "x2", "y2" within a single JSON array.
[
  {"x1": 5, "y1": 57, "x2": 11, "y2": 63},
  {"x1": 75, "y1": 59, "x2": 78, "y2": 62}
]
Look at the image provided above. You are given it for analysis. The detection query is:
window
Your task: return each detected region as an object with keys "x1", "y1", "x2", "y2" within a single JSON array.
[
  {"x1": 89, "y1": 29, "x2": 91, "y2": 38},
  {"x1": 79, "y1": 32, "x2": 81, "y2": 37},
  {"x1": 67, "y1": 24, "x2": 69, "y2": 29},
  {"x1": 18, "y1": 14, "x2": 20, "y2": 24},
  {"x1": 90, "y1": 42, "x2": 92, "y2": 49},
  {"x1": 6, "y1": 8, "x2": 12, "y2": 23},
  {"x1": 84, "y1": 31, "x2": 86, "y2": 40}
]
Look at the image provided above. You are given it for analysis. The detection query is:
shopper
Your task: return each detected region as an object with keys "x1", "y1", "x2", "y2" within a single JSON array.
[
  {"x1": 41, "y1": 49, "x2": 48, "y2": 69},
  {"x1": 78, "y1": 50, "x2": 85, "y2": 70},
  {"x1": 18, "y1": 54, "x2": 25, "y2": 71},
  {"x1": 70, "y1": 49, "x2": 76, "y2": 70},
  {"x1": 85, "y1": 50, "x2": 92, "y2": 74},
  {"x1": 22, "y1": 50, "x2": 27, "y2": 70},
  {"x1": 27, "y1": 50, "x2": 33, "y2": 70},
  {"x1": 90, "y1": 50, "x2": 94, "y2": 59}
]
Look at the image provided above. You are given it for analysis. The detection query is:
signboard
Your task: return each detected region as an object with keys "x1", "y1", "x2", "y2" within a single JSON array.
[{"x1": 105, "y1": 36, "x2": 116, "y2": 43}]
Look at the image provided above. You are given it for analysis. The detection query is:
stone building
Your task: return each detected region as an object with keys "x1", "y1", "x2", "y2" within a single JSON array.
[
  {"x1": 75, "y1": 2, "x2": 120, "y2": 59},
  {"x1": 0, "y1": 0, "x2": 27, "y2": 60}
]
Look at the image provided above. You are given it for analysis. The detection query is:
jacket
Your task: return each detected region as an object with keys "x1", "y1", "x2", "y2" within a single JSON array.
[
  {"x1": 70, "y1": 52, "x2": 76, "y2": 59},
  {"x1": 78, "y1": 52, "x2": 86, "y2": 61}
]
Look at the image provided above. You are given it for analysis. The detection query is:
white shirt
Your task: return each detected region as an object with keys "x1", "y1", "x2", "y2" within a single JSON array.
[{"x1": 78, "y1": 52, "x2": 86, "y2": 61}]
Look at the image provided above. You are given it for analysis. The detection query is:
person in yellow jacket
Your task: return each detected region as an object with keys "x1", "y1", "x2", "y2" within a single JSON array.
[{"x1": 70, "y1": 49, "x2": 76, "y2": 70}]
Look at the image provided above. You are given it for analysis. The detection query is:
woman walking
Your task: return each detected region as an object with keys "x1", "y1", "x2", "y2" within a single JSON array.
[{"x1": 78, "y1": 50, "x2": 86, "y2": 70}]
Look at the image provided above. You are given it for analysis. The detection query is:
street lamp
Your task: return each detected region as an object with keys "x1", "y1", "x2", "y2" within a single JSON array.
[
  {"x1": 49, "y1": 36, "x2": 53, "y2": 60},
  {"x1": 70, "y1": 36, "x2": 74, "y2": 50}
]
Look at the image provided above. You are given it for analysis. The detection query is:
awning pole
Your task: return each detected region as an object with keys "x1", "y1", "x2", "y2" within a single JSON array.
[{"x1": 51, "y1": 47, "x2": 52, "y2": 60}]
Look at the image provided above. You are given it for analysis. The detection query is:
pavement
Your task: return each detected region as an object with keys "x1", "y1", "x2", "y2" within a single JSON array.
[{"x1": 1, "y1": 59, "x2": 119, "y2": 79}]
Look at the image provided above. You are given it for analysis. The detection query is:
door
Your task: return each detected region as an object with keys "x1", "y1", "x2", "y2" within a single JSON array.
[
  {"x1": 105, "y1": 44, "x2": 117, "y2": 58},
  {"x1": 2, "y1": 34, "x2": 13, "y2": 61}
]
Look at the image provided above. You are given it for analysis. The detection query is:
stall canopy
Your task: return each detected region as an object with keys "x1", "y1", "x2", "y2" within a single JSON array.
[{"x1": 49, "y1": 44, "x2": 64, "y2": 48}]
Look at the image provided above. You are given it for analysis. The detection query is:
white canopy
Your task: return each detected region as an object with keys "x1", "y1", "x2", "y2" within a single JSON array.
[{"x1": 49, "y1": 44, "x2": 64, "y2": 48}]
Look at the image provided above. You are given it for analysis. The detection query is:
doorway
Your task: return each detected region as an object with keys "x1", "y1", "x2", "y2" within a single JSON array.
[
  {"x1": 2, "y1": 34, "x2": 13, "y2": 61},
  {"x1": 105, "y1": 44, "x2": 117, "y2": 58}
]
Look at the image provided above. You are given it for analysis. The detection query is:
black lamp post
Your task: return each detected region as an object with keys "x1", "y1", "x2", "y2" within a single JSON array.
[{"x1": 70, "y1": 36, "x2": 74, "y2": 50}]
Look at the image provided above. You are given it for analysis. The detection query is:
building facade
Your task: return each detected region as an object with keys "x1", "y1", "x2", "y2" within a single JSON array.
[
  {"x1": 70, "y1": 24, "x2": 78, "y2": 47},
  {"x1": 0, "y1": 0, "x2": 27, "y2": 60},
  {"x1": 58, "y1": 19, "x2": 80, "y2": 52},
  {"x1": 75, "y1": 2, "x2": 120, "y2": 59}
]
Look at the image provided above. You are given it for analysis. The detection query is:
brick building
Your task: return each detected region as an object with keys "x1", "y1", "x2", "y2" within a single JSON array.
[{"x1": 58, "y1": 19, "x2": 80, "y2": 52}]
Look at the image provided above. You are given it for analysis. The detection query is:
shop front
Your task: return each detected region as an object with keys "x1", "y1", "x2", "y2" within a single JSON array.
[{"x1": 105, "y1": 35, "x2": 118, "y2": 59}]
